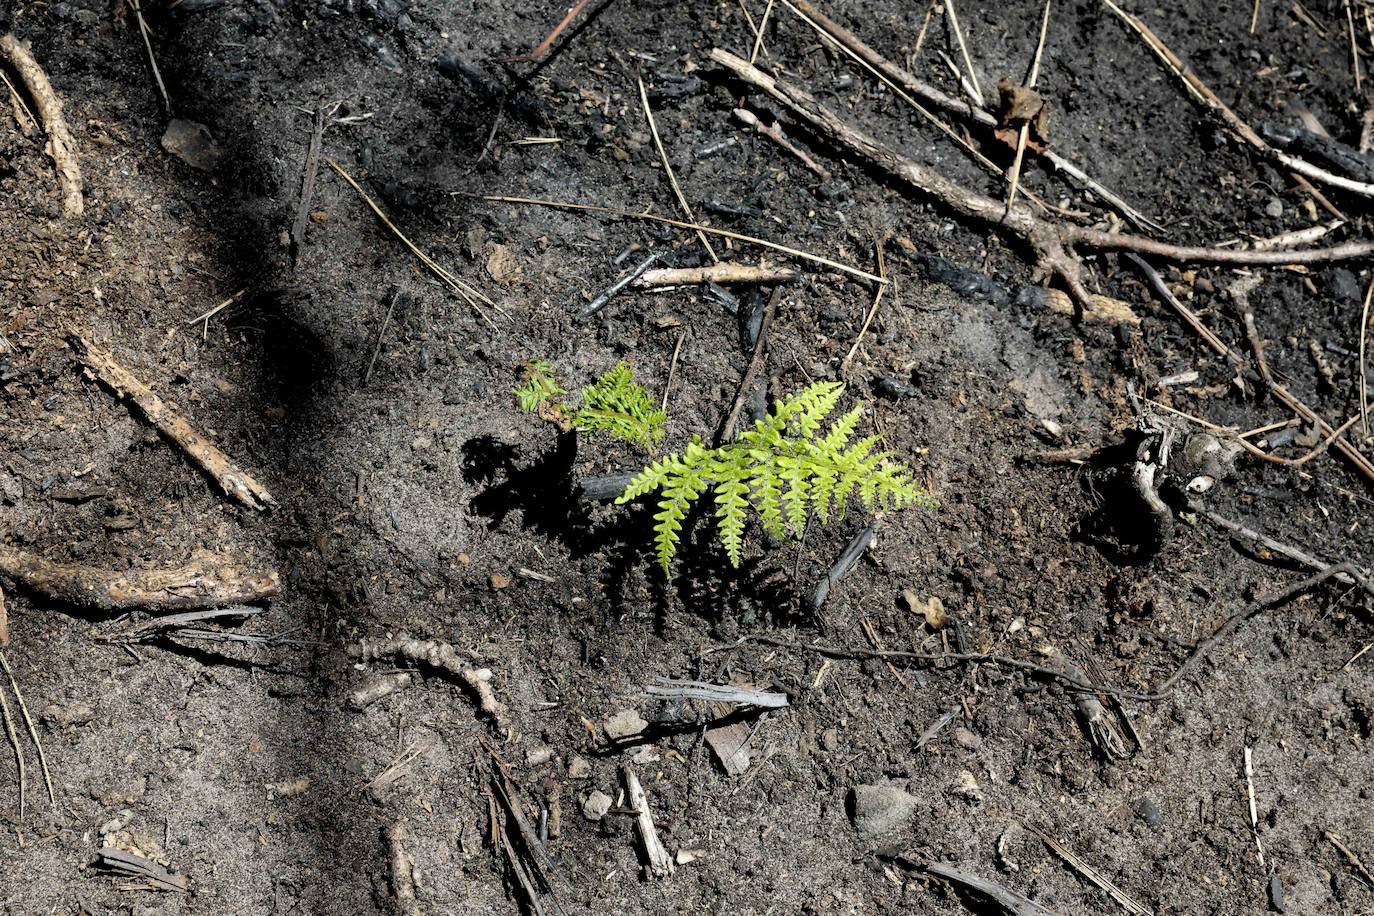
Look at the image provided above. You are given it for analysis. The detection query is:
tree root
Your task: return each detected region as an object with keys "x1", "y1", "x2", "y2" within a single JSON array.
[
  {"x1": 0, "y1": 546, "x2": 280, "y2": 611},
  {"x1": 349, "y1": 637, "x2": 506, "y2": 725},
  {"x1": 0, "y1": 34, "x2": 82, "y2": 217}
]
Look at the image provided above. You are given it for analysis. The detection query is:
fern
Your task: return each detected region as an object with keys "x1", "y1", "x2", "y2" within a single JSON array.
[
  {"x1": 514, "y1": 359, "x2": 665, "y2": 449},
  {"x1": 617, "y1": 381, "x2": 932, "y2": 574}
]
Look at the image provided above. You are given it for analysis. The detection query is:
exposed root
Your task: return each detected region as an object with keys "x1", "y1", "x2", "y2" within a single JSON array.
[
  {"x1": 0, "y1": 34, "x2": 83, "y2": 216},
  {"x1": 349, "y1": 637, "x2": 506, "y2": 725},
  {"x1": 0, "y1": 546, "x2": 280, "y2": 611},
  {"x1": 69, "y1": 333, "x2": 275, "y2": 510}
]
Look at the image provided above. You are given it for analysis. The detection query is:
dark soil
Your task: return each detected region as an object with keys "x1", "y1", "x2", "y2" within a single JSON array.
[{"x1": 2, "y1": 0, "x2": 1373, "y2": 913}]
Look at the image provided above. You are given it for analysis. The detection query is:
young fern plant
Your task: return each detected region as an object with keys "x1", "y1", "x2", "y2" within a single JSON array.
[
  {"x1": 515, "y1": 359, "x2": 666, "y2": 450},
  {"x1": 617, "y1": 381, "x2": 932, "y2": 574}
]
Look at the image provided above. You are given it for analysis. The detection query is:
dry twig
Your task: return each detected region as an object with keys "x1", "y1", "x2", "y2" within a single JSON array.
[
  {"x1": 482, "y1": 194, "x2": 883, "y2": 283},
  {"x1": 622, "y1": 763, "x2": 673, "y2": 878},
  {"x1": 638, "y1": 73, "x2": 716, "y2": 262},
  {"x1": 783, "y1": 0, "x2": 1160, "y2": 231},
  {"x1": 387, "y1": 821, "x2": 422, "y2": 916},
  {"x1": 0, "y1": 652, "x2": 53, "y2": 807},
  {"x1": 350, "y1": 636, "x2": 506, "y2": 725},
  {"x1": 69, "y1": 333, "x2": 276, "y2": 510},
  {"x1": 0, "y1": 34, "x2": 83, "y2": 216},
  {"x1": 710, "y1": 49, "x2": 1374, "y2": 317},
  {"x1": 635, "y1": 262, "x2": 799, "y2": 287}
]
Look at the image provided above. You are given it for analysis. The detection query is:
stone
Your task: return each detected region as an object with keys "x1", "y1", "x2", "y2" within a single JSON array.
[
  {"x1": 567, "y1": 756, "x2": 591, "y2": 779},
  {"x1": 951, "y1": 727, "x2": 981, "y2": 751},
  {"x1": 1132, "y1": 796, "x2": 1162, "y2": 830},
  {"x1": 582, "y1": 790, "x2": 612, "y2": 821},
  {"x1": 848, "y1": 784, "x2": 917, "y2": 837},
  {"x1": 161, "y1": 119, "x2": 224, "y2": 171},
  {"x1": 603, "y1": 709, "x2": 647, "y2": 741}
]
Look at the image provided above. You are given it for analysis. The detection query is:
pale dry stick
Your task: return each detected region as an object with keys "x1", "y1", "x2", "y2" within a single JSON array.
[
  {"x1": 69, "y1": 333, "x2": 276, "y2": 510},
  {"x1": 387, "y1": 821, "x2": 422, "y2": 916},
  {"x1": 711, "y1": 50, "x2": 1374, "y2": 316},
  {"x1": 1347, "y1": 0, "x2": 1364, "y2": 93},
  {"x1": 1102, "y1": 0, "x2": 1374, "y2": 200},
  {"x1": 661, "y1": 329, "x2": 686, "y2": 413},
  {"x1": 733, "y1": 107, "x2": 833, "y2": 181},
  {"x1": 840, "y1": 239, "x2": 887, "y2": 374},
  {"x1": 1361, "y1": 276, "x2": 1371, "y2": 439},
  {"x1": 783, "y1": 0, "x2": 1161, "y2": 231},
  {"x1": 0, "y1": 652, "x2": 52, "y2": 806},
  {"x1": 783, "y1": 2, "x2": 1058, "y2": 217},
  {"x1": 0, "y1": 68, "x2": 36, "y2": 135},
  {"x1": 1327, "y1": 831, "x2": 1374, "y2": 887},
  {"x1": 635, "y1": 262, "x2": 800, "y2": 287},
  {"x1": 1005, "y1": 0, "x2": 1052, "y2": 213},
  {"x1": 943, "y1": 0, "x2": 984, "y2": 107},
  {"x1": 637, "y1": 74, "x2": 717, "y2": 262},
  {"x1": 1029, "y1": 827, "x2": 1150, "y2": 915},
  {"x1": 290, "y1": 100, "x2": 332, "y2": 268},
  {"x1": 0, "y1": 685, "x2": 23, "y2": 820},
  {"x1": 0, "y1": 545, "x2": 280, "y2": 611},
  {"x1": 1251, "y1": 220, "x2": 1343, "y2": 250},
  {"x1": 0, "y1": 585, "x2": 7, "y2": 646},
  {"x1": 1127, "y1": 255, "x2": 1374, "y2": 484},
  {"x1": 479, "y1": 194, "x2": 885, "y2": 283},
  {"x1": 736, "y1": 0, "x2": 770, "y2": 61},
  {"x1": 127, "y1": 0, "x2": 170, "y2": 114},
  {"x1": 0, "y1": 34, "x2": 83, "y2": 216},
  {"x1": 1344, "y1": 642, "x2": 1373, "y2": 670},
  {"x1": 186, "y1": 287, "x2": 247, "y2": 338},
  {"x1": 1244, "y1": 744, "x2": 1267, "y2": 871},
  {"x1": 911, "y1": 0, "x2": 939, "y2": 59},
  {"x1": 750, "y1": 0, "x2": 775, "y2": 64},
  {"x1": 1251, "y1": 0, "x2": 1261, "y2": 33},
  {"x1": 327, "y1": 159, "x2": 499, "y2": 327},
  {"x1": 1200, "y1": 508, "x2": 1372, "y2": 594}
]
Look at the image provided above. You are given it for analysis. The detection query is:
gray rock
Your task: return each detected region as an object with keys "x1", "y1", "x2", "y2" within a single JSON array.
[
  {"x1": 603, "y1": 709, "x2": 647, "y2": 741},
  {"x1": 951, "y1": 726, "x2": 981, "y2": 751},
  {"x1": 582, "y1": 790, "x2": 612, "y2": 822},
  {"x1": 1268, "y1": 872, "x2": 1284, "y2": 912},
  {"x1": 1263, "y1": 198, "x2": 1284, "y2": 218},
  {"x1": 848, "y1": 784, "x2": 917, "y2": 837},
  {"x1": 1133, "y1": 796, "x2": 1162, "y2": 830},
  {"x1": 161, "y1": 120, "x2": 224, "y2": 172}
]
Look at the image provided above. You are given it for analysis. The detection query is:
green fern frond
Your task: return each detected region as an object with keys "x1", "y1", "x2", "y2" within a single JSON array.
[
  {"x1": 573, "y1": 361, "x2": 666, "y2": 448},
  {"x1": 514, "y1": 359, "x2": 664, "y2": 449},
  {"x1": 617, "y1": 381, "x2": 931, "y2": 574},
  {"x1": 514, "y1": 358, "x2": 567, "y2": 416}
]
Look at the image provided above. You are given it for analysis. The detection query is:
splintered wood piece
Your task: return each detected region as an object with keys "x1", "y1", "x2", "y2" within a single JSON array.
[
  {"x1": 622, "y1": 764, "x2": 673, "y2": 878},
  {"x1": 0, "y1": 34, "x2": 83, "y2": 216},
  {"x1": 68, "y1": 333, "x2": 275, "y2": 510},
  {"x1": 94, "y1": 847, "x2": 190, "y2": 893},
  {"x1": 0, "y1": 546, "x2": 279, "y2": 611},
  {"x1": 923, "y1": 863, "x2": 1063, "y2": 915},
  {"x1": 644, "y1": 678, "x2": 789, "y2": 708}
]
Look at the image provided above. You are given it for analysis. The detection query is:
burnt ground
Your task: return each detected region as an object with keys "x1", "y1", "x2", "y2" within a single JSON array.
[{"x1": 2, "y1": 0, "x2": 1374, "y2": 912}]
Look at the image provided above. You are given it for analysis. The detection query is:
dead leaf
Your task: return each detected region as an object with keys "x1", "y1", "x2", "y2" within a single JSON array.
[
  {"x1": 484, "y1": 242, "x2": 524, "y2": 287},
  {"x1": 993, "y1": 79, "x2": 1051, "y2": 153},
  {"x1": 903, "y1": 590, "x2": 949, "y2": 629}
]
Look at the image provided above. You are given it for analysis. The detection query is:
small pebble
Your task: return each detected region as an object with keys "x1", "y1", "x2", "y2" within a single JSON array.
[
  {"x1": 951, "y1": 727, "x2": 981, "y2": 751},
  {"x1": 1267, "y1": 872, "x2": 1285, "y2": 912},
  {"x1": 567, "y1": 756, "x2": 591, "y2": 779},
  {"x1": 1263, "y1": 198, "x2": 1284, "y2": 218},
  {"x1": 1132, "y1": 796, "x2": 1163, "y2": 830},
  {"x1": 582, "y1": 790, "x2": 612, "y2": 822},
  {"x1": 603, "y1": 709, "x2": 647, "y2": 740},
  {"x1": 489, "y1": 573, "x2": 511, "y2": 590},
  {"x1": 849, "y1": 784, "x2": 917, "y2": 836}
]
